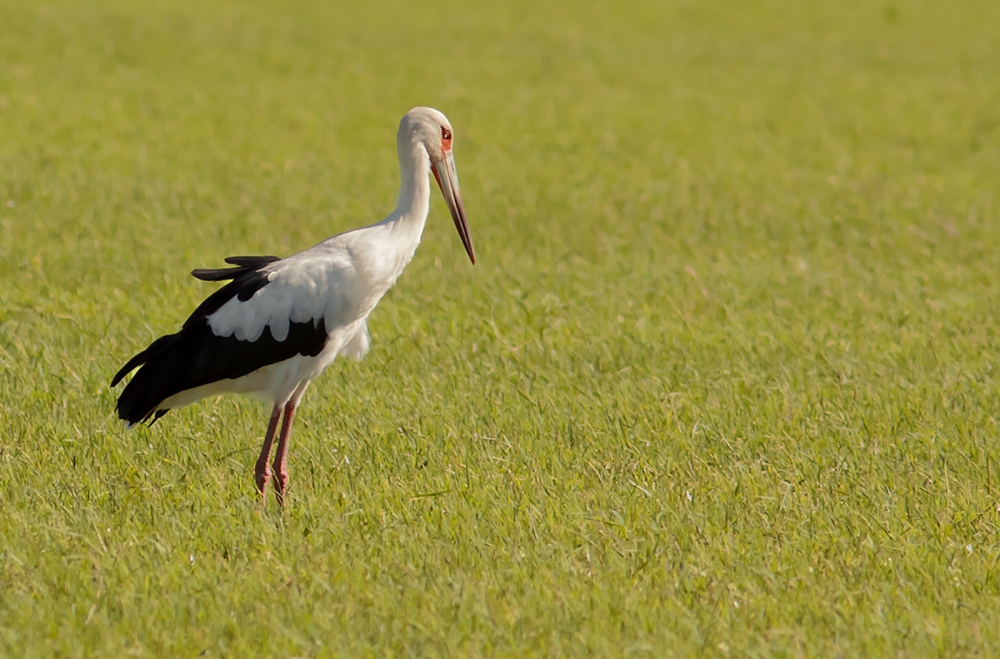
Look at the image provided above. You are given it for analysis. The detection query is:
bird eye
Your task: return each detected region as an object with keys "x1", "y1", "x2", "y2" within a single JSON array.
[{"x1": 441, "y1": 128, "x2": 452, "y2": 141}]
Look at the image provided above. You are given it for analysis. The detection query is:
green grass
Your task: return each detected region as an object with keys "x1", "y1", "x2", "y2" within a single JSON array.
[{"x1": 2, "y1": 0, "x2": 1000, "y2": 655}]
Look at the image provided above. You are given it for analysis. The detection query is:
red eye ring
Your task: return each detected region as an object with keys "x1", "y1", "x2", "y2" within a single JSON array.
[{"x1": 441, "y1": 128, "x2": 452, "y2": 141}]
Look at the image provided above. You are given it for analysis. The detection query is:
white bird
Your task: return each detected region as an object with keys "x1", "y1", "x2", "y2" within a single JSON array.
[{"x1": 111, "y1": 107, "x2": 475, "y2": 505}]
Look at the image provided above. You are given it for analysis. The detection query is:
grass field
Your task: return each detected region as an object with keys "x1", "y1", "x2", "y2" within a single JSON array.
[{"x1": 2, "y1": 0, "x2": 1000, "y2": 655}]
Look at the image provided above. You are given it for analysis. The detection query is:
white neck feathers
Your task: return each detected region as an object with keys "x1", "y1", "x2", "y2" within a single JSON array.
[{"x1": 385, "y1": 138, "x2": 432, "y2": 238}]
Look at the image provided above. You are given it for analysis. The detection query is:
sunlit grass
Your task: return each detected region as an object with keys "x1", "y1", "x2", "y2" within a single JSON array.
[{"x1": 2, "y1": 0, "x2": 1000, "y2": 655}]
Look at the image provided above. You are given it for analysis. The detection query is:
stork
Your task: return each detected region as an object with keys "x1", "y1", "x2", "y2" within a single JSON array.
[{"x1": 111, "y1": 107, "x2": 475, "y2": 506}]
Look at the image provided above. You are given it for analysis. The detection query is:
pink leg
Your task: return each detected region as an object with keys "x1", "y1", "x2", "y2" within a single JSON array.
[
  {"x1": 255, "y1": 404, "x2": 282, "y2": 502},
  {"x1": 271, "y1": 399, "x2": 298, "y2": 507}
]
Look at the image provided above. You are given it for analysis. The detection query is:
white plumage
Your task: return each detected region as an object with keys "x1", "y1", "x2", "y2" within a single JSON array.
[{"x1": 111, "y1": 107, "x2": 475, "y2": 505}]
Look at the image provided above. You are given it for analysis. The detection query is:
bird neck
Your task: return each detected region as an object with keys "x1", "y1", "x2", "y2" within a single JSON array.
[{"x1": 384, "y1": 141, "x2": 432, "y2": 240}]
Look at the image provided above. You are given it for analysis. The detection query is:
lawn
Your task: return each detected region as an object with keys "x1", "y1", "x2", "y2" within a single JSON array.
[{"x1": 2, "y1": 0, "x2": 999, "y2": 655}]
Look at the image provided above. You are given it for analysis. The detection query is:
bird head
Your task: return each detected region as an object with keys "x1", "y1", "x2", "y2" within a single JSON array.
[{"x1": 399, "y1": 107, "x2": 475, "y2": 265}]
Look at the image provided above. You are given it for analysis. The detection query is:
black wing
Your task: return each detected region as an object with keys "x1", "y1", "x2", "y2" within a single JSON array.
[{"x1": 111, "y1": 255, "x2": 327, "y2": 426}]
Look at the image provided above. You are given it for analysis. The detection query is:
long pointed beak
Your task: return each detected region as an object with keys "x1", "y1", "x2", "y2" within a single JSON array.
[{"x1": 431, "y1": 151, "x2": 476, "y2": 265}]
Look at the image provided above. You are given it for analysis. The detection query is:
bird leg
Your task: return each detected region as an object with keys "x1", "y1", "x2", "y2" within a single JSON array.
[
  {"x1": 271, "y1": 399, "x2": 299, "y2": 507},
  {"x1": 255, "y1": 404, "x2": 282, "y2": 502}
]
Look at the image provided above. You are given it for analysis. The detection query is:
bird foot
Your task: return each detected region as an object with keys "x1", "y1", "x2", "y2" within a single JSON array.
[
  {"x1": 255, "y1": 463, "x2": 272, "y2": 502},
  {"x1": 273, "y1": 470, "x2": 289, "y2": 507}
]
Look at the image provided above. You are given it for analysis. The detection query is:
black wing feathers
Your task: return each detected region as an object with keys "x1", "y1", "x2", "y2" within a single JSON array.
[
  {"x1": 112, "y1": 255, "x2": 329, "y2": 426},
  {"x1": 113, "y1": 319, "x2": 328, "y2": 425},
  {"x1": 110, "y1": 333, "x2": 176, "y2": 388},
  {"x1": 186, "y1": 255, "x2": 280, "y2": 328},
  {"x1": 191, "y1": 255, "x2": 280, "y2": 282}
]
